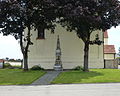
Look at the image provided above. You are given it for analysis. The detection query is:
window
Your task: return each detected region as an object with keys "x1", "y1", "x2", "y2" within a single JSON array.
[{"x1": 37, "y1": 27, "x2": 45, "y2": 39}]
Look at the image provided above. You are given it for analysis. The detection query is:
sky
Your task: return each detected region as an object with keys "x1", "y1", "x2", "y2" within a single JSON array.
[
  {"x1": 107, "y1": 26, "x2": 120, "y2": 53},
  {"x1": 0, "y1": 34, "x2": 22, "y2": 59},
  {"x1": 0, "y1": 26, "x2": 119, "y2": 59}
]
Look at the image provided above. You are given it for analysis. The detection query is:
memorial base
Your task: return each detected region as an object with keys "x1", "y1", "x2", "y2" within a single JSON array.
[{"x1": 54, "y1": 64, "x2": 62, "y2": 71}]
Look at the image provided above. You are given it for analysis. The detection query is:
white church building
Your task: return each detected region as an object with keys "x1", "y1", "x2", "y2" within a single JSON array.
[{"x1": 28, "y1": 24, "x2": 104, "y2": 69}]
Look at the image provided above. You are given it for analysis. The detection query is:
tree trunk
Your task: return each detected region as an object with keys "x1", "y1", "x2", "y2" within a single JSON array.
[
  {"x1": 19, "y1": 26, "x2": 31, "y2": 71},
  {"x1": 23, "y1": 53, "x2": 28, "y2": 71},
  {"x1": 23, "y1": 26, "x2": 31, "y2": 71},
  {"x1": 83, "y1": 41, "x2": 89, "y2": 72}
]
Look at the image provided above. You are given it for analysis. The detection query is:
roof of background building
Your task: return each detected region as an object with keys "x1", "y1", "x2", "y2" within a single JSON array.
[
  {"x1": 104, "y1": 45, "x2": 116, "y2": 54},
  {"x1": 104, "y1": 31, "x2": 108, "y2": 38},
  {"x1": 0, "y1": 59, "x2": 4, "y2": 63}
]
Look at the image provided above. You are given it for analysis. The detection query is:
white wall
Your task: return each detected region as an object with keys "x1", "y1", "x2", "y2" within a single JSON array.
[
  {"x1": 104, "y1": 54, "x2": 115, "y2": 60},
  {"x1": 5, "y1": 61, "x2": 21, "y2": 66},
  {"x1": 104, "y1": 38, "x2": 108, "y2": 45},
  {"x1": 28, "y1": 24, "x2": 104, "y2": 69}
]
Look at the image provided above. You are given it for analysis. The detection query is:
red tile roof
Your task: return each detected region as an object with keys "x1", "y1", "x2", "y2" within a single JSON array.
[
  {"x1": 0, "y1": 59, "x2": 4, "y2": 63},
  {"x1": 104, "y1": 31, "x2": 108, "y2": 38},
  {"x1": 104, "y1": 45, "x2": 116, "y2": 54}
]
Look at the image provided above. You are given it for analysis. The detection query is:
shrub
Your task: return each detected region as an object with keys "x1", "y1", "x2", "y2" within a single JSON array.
[
  {"x1": 73, "y1": 66, "x2": 84, "y2": 71},
  {"x1": 4, "y1": 63, "x2": 12, "y2": 68},
  {"x1": 30, "y1": 65, "x2": 44, "y2": 70},
  {"x1": 12, "y1": 65, "x2": 22, "y2": 69}
]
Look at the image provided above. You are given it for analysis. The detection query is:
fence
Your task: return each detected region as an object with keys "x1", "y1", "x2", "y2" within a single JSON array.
[{"x1": 104, "y1": 59, "x2": 118, "y2": 69}]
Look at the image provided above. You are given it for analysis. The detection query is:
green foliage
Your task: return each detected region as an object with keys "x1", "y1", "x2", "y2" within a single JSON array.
[
  {"x1": 73, "y1": 66, "x2": 84, "y2": 71},
  {"x1": 4, "y1": 63, "x2": 21, "y2": 69},
  {"x1": 116, "y1": 57, "x2": 120, "y2": 59},
  {"x1": 4, "y1": 63, "x2": 12, "y2": 68},
  {"x1": 12, "y1": 65, "x2": 22, "y2": 69},
  {"x1": 30, "y1": 65, "x2": 44, "y2": 70}
]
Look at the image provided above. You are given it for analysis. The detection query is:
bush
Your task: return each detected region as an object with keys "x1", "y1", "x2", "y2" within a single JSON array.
[
  {"x1": 30, "y1": 65, "x2": 44, "y2": 70},
  {"x1": 4, "y1": 63, "x2": 12, "y2": 68},
  {"x1": 12, "y1": 65, "x2": 22, "y2": 69},
  {"x1": 73, "y1": 66, "x2": 84, "y2": 71}
]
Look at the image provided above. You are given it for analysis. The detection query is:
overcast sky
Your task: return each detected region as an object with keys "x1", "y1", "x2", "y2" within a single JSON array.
[
  {"x1": 107, "y1": 26, "x2": 120, "y2": 53},
  {"x1": 0, "y1": 34, "x2": 22, "y2": 59},
  {"x1": 0, "y1": 26, "x2": 119, "y2": 59}
]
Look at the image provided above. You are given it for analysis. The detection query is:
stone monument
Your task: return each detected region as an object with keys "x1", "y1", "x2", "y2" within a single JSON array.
[{"x1": 54, "y1": 35, "x2": 63, "y2": 71}]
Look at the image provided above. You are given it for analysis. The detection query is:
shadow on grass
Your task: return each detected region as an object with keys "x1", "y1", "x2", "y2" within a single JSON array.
[{"x1": 52, "y1": 70, "x2": 104, "y2": 84}]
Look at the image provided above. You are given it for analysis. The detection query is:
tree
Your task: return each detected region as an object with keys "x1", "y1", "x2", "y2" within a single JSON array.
[
  {"x1": 5, "y1": 57, "x2": 9, "y2": 61},
  {"x1": 0, "y1": 0, "x2": 57, "y2": 71},
  {"x1": 117, "y1": 47, "x2": 120, "y2": 57},
  {"x1": 117, "y1": 47, "x2": 120, "y2": 64},
  {"x1": 56, "y1": 0, "x2": 120, "y2": 71}
]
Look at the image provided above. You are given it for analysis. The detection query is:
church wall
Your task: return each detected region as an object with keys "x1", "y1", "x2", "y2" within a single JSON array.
[{"x1": 28, "y1": 24, "x2": 104, "y2": 69}]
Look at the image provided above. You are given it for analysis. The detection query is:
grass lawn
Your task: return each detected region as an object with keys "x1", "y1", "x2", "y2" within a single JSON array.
[
  {"x1": 52, "y1": 69, "x2": 120, "y2": 84},
  {"x1": 0, "y1": 69, "x2": 46, "y2": 85}
]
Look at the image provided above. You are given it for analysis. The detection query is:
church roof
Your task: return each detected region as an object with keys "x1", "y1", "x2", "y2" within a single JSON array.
[
  {"x1": 104, "y1": 45, "x2": 116, "y2": 54},
  {"x1": 104, "y1": 31, "x2": 108, "y2": 38}
]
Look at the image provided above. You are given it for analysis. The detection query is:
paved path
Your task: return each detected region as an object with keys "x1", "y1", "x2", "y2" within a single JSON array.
[
  {"x1": 1, "y1": 83, "x2": 120, "y2": 96},
  {"x1": 31, "y1": 71, "x2": 61, "y2": 85}
]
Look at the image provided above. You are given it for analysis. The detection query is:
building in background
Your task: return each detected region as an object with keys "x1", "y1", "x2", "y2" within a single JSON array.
[
  {"x1": 104, "y1": 31, "x2": 116, "y2": 60},
  {"x1": 104, "y1": 31, "x2": 117, "y2": 68}
]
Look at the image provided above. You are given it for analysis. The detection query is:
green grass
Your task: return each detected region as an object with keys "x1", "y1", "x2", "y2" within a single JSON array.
[
  {"x1": 52, "y1": 69, "x2": 120, "y2": 84},
  {"x1": 0, "y1": 69, "x2": 46, "y2": 85}
]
